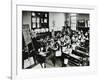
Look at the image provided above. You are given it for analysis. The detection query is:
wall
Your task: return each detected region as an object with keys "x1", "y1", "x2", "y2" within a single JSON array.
[
  {"x1": 49, "y1": 12, "x2": 65, "y2": 31},
  {"x1": 22, "y1": 11, "x2": 65, "y2": 31},
  {"x1": 77, "y1": 14, "x2": 89, "y2": 20},
  {"x1": 22, "y1": 12, "x2": 65, "y2": 39},
  {"x1": 65, "y1": 13, "x2": 90, "y2": 28},
  {"x1": 77, "y1": 14, "x2": 90, "y2": 27},
  {"x1": 22, "y1": 11, "x2": 31, "y2": 29}
]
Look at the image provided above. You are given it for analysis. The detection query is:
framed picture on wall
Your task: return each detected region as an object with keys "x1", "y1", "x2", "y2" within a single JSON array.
[{"x1": 11, "y1": 0, "x2": 97, "y2": 80}]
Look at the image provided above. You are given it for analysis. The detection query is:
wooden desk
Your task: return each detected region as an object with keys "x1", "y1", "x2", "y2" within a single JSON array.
[
  {"x1": 77, "y1": 46, "x2": 88, "y2": 53},
  {"x1": 62, "y1": 53, "x2": 82, "y2": 66},
  {"x1": 72, "y1": 50, "x2": 89, "y2": 58},
  {"x1": 72, "y1": 50, "x2": 89, "y2": 66}
]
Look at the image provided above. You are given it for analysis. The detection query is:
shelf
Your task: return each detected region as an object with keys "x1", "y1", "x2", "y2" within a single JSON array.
[{"x1": 31, "y1": 11, "x2": 49, "y2": 29}]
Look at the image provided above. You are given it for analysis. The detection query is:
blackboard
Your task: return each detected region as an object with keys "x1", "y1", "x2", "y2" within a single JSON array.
[{"x1": 22, "y1": 24, "x2": 31, "y2": 45}]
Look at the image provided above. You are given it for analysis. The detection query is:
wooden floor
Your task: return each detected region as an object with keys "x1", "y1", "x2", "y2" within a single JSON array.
[{"x1": 31, "y1": 58, "x2": 68, "y2": 69}]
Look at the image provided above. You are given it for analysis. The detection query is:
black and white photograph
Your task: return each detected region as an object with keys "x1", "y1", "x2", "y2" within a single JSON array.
[
  {"x1": 1, "y1": 0, "x2": 99, "y2": 80},
  {"x1": 22, "y1": 11, "x2": 90, "y2": 69}
]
